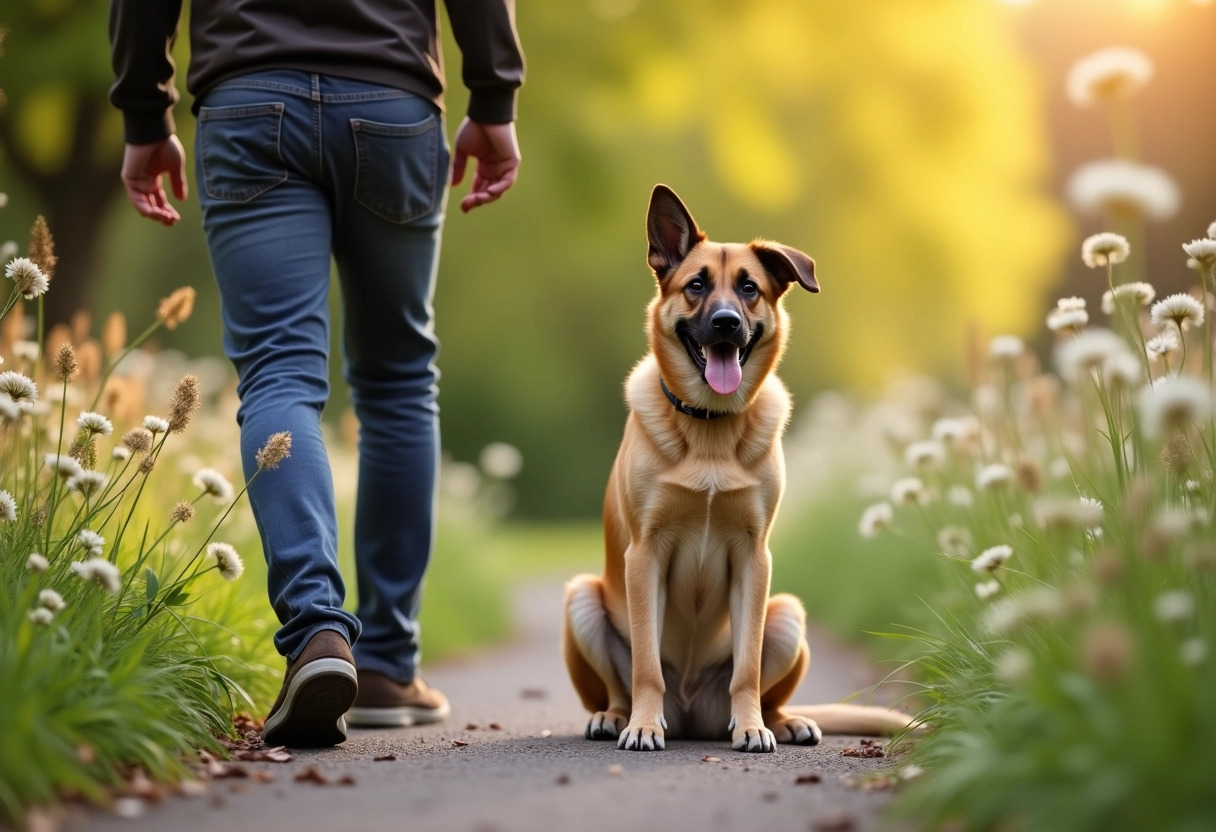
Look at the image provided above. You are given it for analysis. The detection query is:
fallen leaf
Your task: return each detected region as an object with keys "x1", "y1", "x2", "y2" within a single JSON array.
[
  {"x1": 373, "y1": 754, "x2": 397, "y2": 762},
  {"x1": 250, "y1": 770, "x2": 277, "y2": 784},
  {"x1": 488, "y1": 722, "x2": 503, "y2": 730},
  {"x1": 841, "y1": 746, "x2": 884, "y2": 758},
  {"x1": 701, "y1": 756, "x2": 722, "y2": 763},
  {"x1": 795, "y1": 773, "x2": 823, "y2": 784},
  {"x1": 228, "y1": 783, "x2": 249, "y2": 795},
  {"x1": 294, "y1": 766, "x2": 329, "y2": 785},
  {"x1": 555, "y1": 774, "x2": 570, "y2": 785},
  {"x1": 452, "y1": 740, "x2": 469, "y2": 748},
  {"x1": 761, "y1": 792, "x2": 779, "y2": 803},
  {"x1": 338, "y1": 775, "x2": 357, "y2": 787},
  {"x1": 520, "y1": 688, "x2": 548, "y2": 699},
  {"x1": 813, "y1": 810, "x2": 857, "y2": 831},
  {"x1": 466, "y1": 723, "x2": 480, "y2": 730}
]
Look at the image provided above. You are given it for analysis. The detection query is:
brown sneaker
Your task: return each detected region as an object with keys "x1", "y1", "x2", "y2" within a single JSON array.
[
  {"x1": 262, "y1": 630, "x2": 358, "y2": 747},
  {"x1": 346, "y1": 670, "x2": 450, "y2": 727}
]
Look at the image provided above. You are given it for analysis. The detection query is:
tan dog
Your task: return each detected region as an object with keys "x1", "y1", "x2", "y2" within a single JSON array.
[{"x1": 562, "y1": 185, "x2": 912, "y2": 752}]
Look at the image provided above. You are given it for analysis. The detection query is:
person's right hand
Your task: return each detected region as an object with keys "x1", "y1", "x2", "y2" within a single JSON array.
[
  {"x1": 121, "y1": 136, "x2": 188, "y2": 226},
  {"x1": 450, "y1": 119, "x2": 520, "y2": 213}
]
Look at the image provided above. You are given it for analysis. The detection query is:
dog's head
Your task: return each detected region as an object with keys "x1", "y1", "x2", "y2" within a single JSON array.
[{"x1": 644, "y1": 184, "x2": 818, "y2": 412}]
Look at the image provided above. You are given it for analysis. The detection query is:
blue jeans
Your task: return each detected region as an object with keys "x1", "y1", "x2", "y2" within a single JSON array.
[{"x1": 195, "y1": 70, "x2": 449, "y2": 683}]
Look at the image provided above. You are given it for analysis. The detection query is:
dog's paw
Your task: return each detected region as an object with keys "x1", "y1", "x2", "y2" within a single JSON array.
[
  {"x1": 729, "y1": 716, "x2": 776, "y2": 753},
  {"x1": 617, "y1": 718, "x2": 666, "y2": 751},
  {"x1": 767, "y1": 714, "x2": 822, "y2": 746},
  {"x1": 585, "y1": 710, "x2": 628, "y2": 740}
]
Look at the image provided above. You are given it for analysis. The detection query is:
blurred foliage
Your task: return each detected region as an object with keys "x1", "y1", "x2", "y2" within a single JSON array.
[{"x1": 1, "y1": 0, "x2": 1068, "y2": 517}]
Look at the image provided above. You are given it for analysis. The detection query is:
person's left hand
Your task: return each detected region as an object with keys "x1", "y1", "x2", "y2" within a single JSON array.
[
  {"x1": 121, "y1": 136, "x2": 188, "y2": 226},
  {"x1": 450, "y1": 119, "x2": 521, "y2": 213}
]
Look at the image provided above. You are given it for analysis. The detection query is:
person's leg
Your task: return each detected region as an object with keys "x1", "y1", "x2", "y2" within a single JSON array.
[
  {"x1": 318, "y1": 79, "x2": 451, "y2": 693},
  {"x1": 195, "y1": 72, "x2": 361, "y2": 744}
]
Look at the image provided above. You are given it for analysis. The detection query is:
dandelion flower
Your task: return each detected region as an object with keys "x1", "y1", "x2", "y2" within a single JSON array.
[
  {"x1": 904, "y1": 440, "x2": 945, "y2": 469},
  {"x1": 28, "y1": 608, "x2": 55, "y2": 626},
  {"x1": 256, "y1": 431, "x2": 292, "y2": 470},
  {"x1": 1066, "y1": 47, "x2": 1153, "y2": 107},
  {"x1": 1047, "y1": 307, "x2": 1089, "y2": 333},
  {"x1": 0, "y1": 490, "x2": 16, "y2": 521},
  {"x1": 70, "y1": 558, "x2": 121, "y2": 594},
  {"x1": 208, "y1": 542, "x2": 244, "y2": 581},
  {"x1": 170, "y1": 501, "x2": 196, "y2": 524},
  {"x1": 5, "y1": 257, "x2": 49, "y2": 299},
  {"x1": 1182, "y1": 238, "x2": 1216, "y2": 269},
  {"x1": 1154, "y1": 589, "x2": 1195, "y2": 623},
  {"x1": 123, "y1": 427, "x2": 154, "y2": 454},
  {"x1": 1139, "y1": 376, "x2": 1212, "y2": 438},
  {"x1": 67, "y1": 470, "x2": 108, "y2": 497},
  {"x1": 168, "y1": 375, "x2": 201, "y2": 433},
  {"x1": 192, "y1": 468, "x2": 234, "y2": 502},
  {"x1": 43, "y1": 453, "x2": 83, "y2": 479},
  {"x1": 0, "y1": 371, "x2": 37, "y2": 404},
  {"x1": 157, "y1": 287, "x2": 196, "y2": 330},
  {"x1": 1150, "y1": 293, "x2": 1204, "y2": 332},
  {"x1": 27, "y1": 552, "x2": 49, "y2": 573},
  {"x1": 971, "y1": 544, "x2": 1013, "y2": 573},
  {"x1": 479, "y1": 442, "x2": 524, "y2": 479},
  {"x1": 1145, "y1": 332, "x2": 1180, "y2": 362},
  {"x1": 947, "y1": 485, "x2": 974, "y2": 507},
  {"x1": 54, "y1": 344, "x2": 79, "y2": 383},
  {"x1": 143, "y1": 415, "x2": 170, "y2": 434},
  {"x1": 858, "y1": 502, "x2": 894, "y2": 538},
  {"x1": 891, "y1": 477, "x2": 929, "y2": 506},
  {"x1": 1180, "y1": 638, "x2": 1207, "y2": 667},
  {"x1": 1055, "y1": 328, "x2": 1127, "y2": 384},
  {"x1": 974, "y1": 580, "x2": 1001, "y2": 600},
  {"x1": 1101, "y1": 282, "x2": 1155, "y2": 315},
  {"x1": 976, "y1": 463, "x2": 1014, "y2": 490},
  {"x1": 77, "y1": 411, "x2": 114, "y2": 436},
  {"x1": 12, "y1": 341, "x2": 40, "y2": 362},
  {"x1": 1080, "y1": 232, "x2": 1131, "y2": 268},
  {"x1": 1067, "y1": 160, "x2": 1180, "y2": 221},
  {"x1": 38, "y1": 589, "x2": 66, "y2": 612},
  {"x1": 77, "y1": 529, "x2": 105, "y2": 557},
  {"x1": 112, "y1": 446, "x2": 131, "y2": 462},
  {"x1": 989, "y1": 335, "x2": 1024, "y2": 361}
]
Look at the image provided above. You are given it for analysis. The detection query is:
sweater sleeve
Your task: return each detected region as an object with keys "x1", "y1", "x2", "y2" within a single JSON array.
[
  {"x1": 109, "y1": 0, "x2": 184, "y2": 144},
  {"x1": 443, "y1": 0, "x2": 525, "y2": 124}
]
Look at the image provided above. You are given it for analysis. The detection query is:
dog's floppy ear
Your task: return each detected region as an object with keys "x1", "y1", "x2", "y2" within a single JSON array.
[
  {"x1": 647, "y1": 184, "x2": 705, "y2": 280},
  {"x1": 750, "y1": 241, "x2": 819, "y2": 294}
]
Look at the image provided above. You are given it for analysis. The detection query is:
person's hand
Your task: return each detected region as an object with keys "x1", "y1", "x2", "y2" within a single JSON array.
[
  {"x1": 121, "y1": 136, "x2": 188, "y2": 226},
  {"x1": 450, "y1": 118, "x2": 520, "y2": 213}
]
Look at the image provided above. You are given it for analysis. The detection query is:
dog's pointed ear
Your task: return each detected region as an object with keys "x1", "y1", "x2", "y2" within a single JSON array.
[
  {"x1": 750, "y1": 241, "x2": 819, "y2": 294},
  {"x1": 647, "y1": 185, "x2": 705, "y2": 280}
]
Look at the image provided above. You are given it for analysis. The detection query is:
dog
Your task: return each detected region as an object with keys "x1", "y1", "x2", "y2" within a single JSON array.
[{"x1": 562, "y1": 185, "x2": 913, "y2": 752}]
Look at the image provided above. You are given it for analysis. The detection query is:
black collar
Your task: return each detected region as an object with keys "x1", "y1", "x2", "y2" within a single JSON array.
[{"x1": 660, "y1": 377, "x2": 727, "y2": 420}]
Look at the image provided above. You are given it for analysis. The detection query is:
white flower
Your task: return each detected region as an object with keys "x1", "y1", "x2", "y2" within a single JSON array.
[
  {"x1": 989, "y1": 335, "x2": 1024, "y2": 361},
  {"x1": 937, "y1": 526, "x2": 973, "y2": 555},
  {"x1": 974, "y1": 580, "x2": 1001, "y2": 600},
  {"x1": 1153, "y1": 589, "x2": 1195, "y2": 623},
  {"x1": 1209, "y1": 220, "x2": 1216, "y2": 240},
  {"x1": 77, "y1": 411, "x2": 114, "y2": 436},
  {"x1": 113, "y1": 446, "x2": 132, "y2": 462},
  {"x1": 1033, "y1": 496, "x2": 1104, "y2": 530},
  {"x1": 70, "y1": 558, "x2": 121, "y2": 594},
  {"x1": 1180, "y1": 638, "x2": 1207, "y2": 667},
  {"x1": 1066, "y1": 47, "x2": 1153, "y2": 107},
  {"x1": 43, "y1": 453, "x2": 83, "y2": 479},
  {"x1": 192, "y1": 468, "x2": 234, "y2": 502},
  {"x1": 1139, "y1": 376, "x2": 1212, "y2": 438},
  {"x1": 899, "y1": 765, "x2": 925, "y2": 782},
  {"x1": 67, "y1": 470, "x2": 108, "y2": 497},
  {"x1": 1182, "y1": 238, "x2": 1216, "y2": 268},
  {"x1": 143, "y1": 415, "x2": 170, "y2": 434},
  {"x1": 891, "y1": 477, "x2": 929, "y2": 506},
  {"x1": 28, "y1": 608, "x2": 55, "y2": 626},
  {"x1": 1080, "y1": 232, "x2": 1131, "y2": 268},
  {"x1": 479, "y1": 442, "x2": 524, "y2": 479},
  {"x1": 38, "y1": 589, "x2": 66, "y2": 612},
  {"x1": 0, "y1": 242, "x2": 16, "y2": 262},
  {"x1": 858, "y1": 502, "x2": 894, "y2": 538},
  {"x1": 1056, "y1": 297, "x2": 1087, "y2": 313},
  {"x1": 995, "y1": 648, "x2": 1033, "y2": 684},
  {"x1": 1067, "y1": 160, "x2": 1180, "y2": 221},
  {"x1": 1101, "y1": 282, "x2": 1155, "y2": 315},
  {"x1": 931, "y1": 417, "x2": 977, "y2": 446},
  {"x1": 208, "y1": 542, "x2": 244, "y2": 581},
  {"x1": 0, "y1": 489, "x2": 15, "y2": 521},
  {"x1": 1151, "y1": 293, "x2": 1205, "y2": 332},
  {"x1": 26, "y1": 552, "x2": 49, "y2": 573},
  {"x1": 1102, "y1": 352, "x2": 1142, "y2": 389},
  {"x1": 1145, "y1": 332, "x2": 1180, "y2": 362},
  {"x1": 983, "y1": 588, "x2": 1065, "y2": 634},
  {"x1": 971, "y1": 544, "x2": 1013, "y2": 572},
  {"x1": 4, "y1": 257, "x2": 49, "y2": 299},
  {"x1": 1055, "y1": 328, "x2": 1127, "y2": 384},
  {"x1": 976, "y1": 463, "x2": 1014, "y2": 490},
  {"x1": 947, "y1": 485, "x2": 974, "y2": 507},
  {"x1": 12, "y1": 341, "x2": 40, "y2": 362},
  {"x1": 0, "y1": 371, "x2": 37, "y2": 404},
  {"x1": 0, "y1": 394, "x2": 21, "y2": 425},
  {"x1": 1153, "y1": 507, "x2": 1195, "y2": 540},
  {"x1": 904, "y1": 440, "x2": 946, "y2": 469},
  {"x1": 78, "y1": 529, "x2": 106, "y2": 557},
  {"x1": 1047, "y1": 308, "x2": 1089, "y2": 333}
]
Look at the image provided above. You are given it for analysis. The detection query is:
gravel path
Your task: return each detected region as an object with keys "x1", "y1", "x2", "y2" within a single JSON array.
[{"x1": 76, "y1": 580, "x2": 909, "y2": 832}]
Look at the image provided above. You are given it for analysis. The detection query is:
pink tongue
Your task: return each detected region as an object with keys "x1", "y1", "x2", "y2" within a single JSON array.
[{"x1": 705, "y1": 344, "x2": 742, "y2": 395}]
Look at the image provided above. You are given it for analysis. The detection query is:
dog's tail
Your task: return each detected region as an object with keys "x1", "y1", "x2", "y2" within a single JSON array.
[{"x1": 784, "y1": 704, "x2": 915, "y2": 737}]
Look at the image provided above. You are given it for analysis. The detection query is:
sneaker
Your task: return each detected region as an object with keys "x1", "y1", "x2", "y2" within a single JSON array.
[
  {"x1": 346, "y1": 670, "x2": 450, "y2": 727},
  {"x1": 262, "y1": 630, "x2": 358, "y2": 748}
]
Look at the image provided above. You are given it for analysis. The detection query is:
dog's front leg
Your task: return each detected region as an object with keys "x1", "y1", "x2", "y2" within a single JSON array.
[
  {"x1": 618, "y1": 538, "x2": 667, "y2": 751},
  {"x1": 728, "y1": 546, "x2": 776, "y2": 752}
]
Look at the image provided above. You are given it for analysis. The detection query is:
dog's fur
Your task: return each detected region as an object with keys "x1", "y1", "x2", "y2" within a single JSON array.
[{"x1": 562, "y1": 185, "x2": 912, "y2": 752}]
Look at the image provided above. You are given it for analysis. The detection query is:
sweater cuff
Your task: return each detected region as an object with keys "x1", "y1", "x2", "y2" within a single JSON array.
[
  {"x1": 122, "y1": 108, "x2": 177, "y2": 145},
  {"x1": 467, "y1": 89, "x2": 517, "y2": 125}
]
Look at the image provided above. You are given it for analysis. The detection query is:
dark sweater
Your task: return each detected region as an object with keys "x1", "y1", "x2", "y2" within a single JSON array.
[{"x1": 110, "y1": 0, "x2": 524, "y2": 144}]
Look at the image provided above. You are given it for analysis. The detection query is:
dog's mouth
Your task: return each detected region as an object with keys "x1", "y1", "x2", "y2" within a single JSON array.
[{"x1": 677, "y1": 323, "x2": 763, "y2": 396}]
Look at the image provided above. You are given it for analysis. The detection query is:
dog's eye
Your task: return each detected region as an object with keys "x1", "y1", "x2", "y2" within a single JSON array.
[
  {"x1": 740, "y1": 280, "x2": 759, "y2": 296},
  {"x1": 686, "y1": 279, "x2": 705, "y2": 293}
]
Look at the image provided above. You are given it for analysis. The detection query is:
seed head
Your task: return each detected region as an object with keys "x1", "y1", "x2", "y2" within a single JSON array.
[
  {"x1": 170, "y1": 501, "x2": 196, "y2": 524},
  {"x1": 28, "y1": 215, "x2": 57, "y2": 279},
  {"x1": 256, "y1": 431, "x2": 292, "y2": 470},
  {"x1": 121, "y1": 427, "x2": 153, "y2": 454},
  {"x1": 138, "y1": 455, "x2": 157, "y2": 475},
  {"x1": 167, "y1": 375, "x2": 200, "y2": 433},
  {"x1": 157, "y1": 287, "x2": 196, "y2": 330},
  {"x1": 54, "y1": 343, "x2": 79, "y2": 382},
  {"x1": 1082, "y1": 621, "x2": 1135, "y2": 684}
]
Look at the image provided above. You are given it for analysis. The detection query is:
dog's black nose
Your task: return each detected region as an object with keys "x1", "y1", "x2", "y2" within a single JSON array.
[{"x1": 710, "y1": 308, "x2": 742, "y2": 333}]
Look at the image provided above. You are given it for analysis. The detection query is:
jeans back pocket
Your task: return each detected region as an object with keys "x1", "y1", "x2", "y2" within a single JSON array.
[
  {"x1": 351, "y1": 114, "x2": 441, "y2": 224},
  {"x1": 198, "y1": 103, "x2": 288, "y2": 203}
]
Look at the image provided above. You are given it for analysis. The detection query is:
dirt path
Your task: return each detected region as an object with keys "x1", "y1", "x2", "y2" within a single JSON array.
[{"x1": 76, "y1": 580, "x2": 909, "y2": 832}]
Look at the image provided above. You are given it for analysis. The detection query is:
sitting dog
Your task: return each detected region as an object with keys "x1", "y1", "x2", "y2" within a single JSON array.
[{"x1": 563, "y1": 185, "x2": 912, "y2": 752}]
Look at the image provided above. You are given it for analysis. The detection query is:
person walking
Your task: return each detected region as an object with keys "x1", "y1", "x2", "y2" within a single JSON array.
[{"x1": 109, "y1": 0, "x2": 523, "y2": 747}]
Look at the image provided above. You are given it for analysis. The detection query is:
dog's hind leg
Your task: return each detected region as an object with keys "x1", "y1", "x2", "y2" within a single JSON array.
[
  {"x1": 563, "y1": 575, "x2": 632, "y2": 740},
  {"x1": 759, "y1": 594, "x2": 822, "y2": 746}
]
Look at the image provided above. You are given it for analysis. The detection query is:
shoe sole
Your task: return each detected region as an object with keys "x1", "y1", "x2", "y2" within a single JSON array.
[
  {"x1": 263, "y1": 658, "x2": 358, "y2": 748},
  {"x1": 346, "y1": 701, "x2": 451, "y2": 728}
]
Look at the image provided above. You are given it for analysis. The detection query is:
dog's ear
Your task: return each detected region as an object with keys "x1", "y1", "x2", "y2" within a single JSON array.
[
  {"x1": 750, "y1": 241, "x2": 819, "y2": 294},
  {"x1": 647, "y1": 185, "x2": 705, "y2": 279}
]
